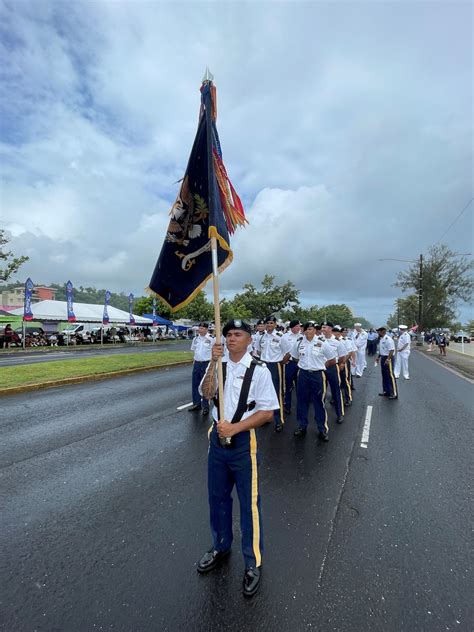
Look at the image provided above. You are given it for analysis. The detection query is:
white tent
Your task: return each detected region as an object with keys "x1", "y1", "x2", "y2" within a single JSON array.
[{"x1": 10, "y1": 300, "x2": 153, "y2": 325}]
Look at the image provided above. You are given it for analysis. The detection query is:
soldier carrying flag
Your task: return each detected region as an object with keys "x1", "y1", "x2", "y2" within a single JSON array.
[{"x1": 147, "y1": 71, "x2": 279, "y2": 597}]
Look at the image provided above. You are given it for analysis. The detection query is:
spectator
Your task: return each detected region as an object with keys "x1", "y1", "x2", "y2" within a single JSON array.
[{"x1": 4, "y1": 323, "x2": 13, "y2": 348}]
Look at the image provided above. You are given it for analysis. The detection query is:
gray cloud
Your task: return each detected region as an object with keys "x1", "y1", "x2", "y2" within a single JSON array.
[{"x1": 1, "y1": 0, "x2": 472, "y2": 324}]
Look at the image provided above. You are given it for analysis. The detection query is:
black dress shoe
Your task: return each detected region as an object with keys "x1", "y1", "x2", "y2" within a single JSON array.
[
  {"x1": 318, "y1": 431, "x2": 329, "y2": 442},
  {"x1": 336, "y1": 416, "x2": 344, "y2": 424},
  {"x1": 188, "y1": 404, "x2": 202, "y2": 411},
  {"x1": 202, "y1": 408, "x2": 209, "y2": 416},
  {"x1": 243, "y1": 566, "x2": 261, "y2": 597},
  {"x1": 293, "y1": 427, "x2": 307, "y2": 437},
  {"x1": 275, "y1": 424, "x2": 283, "y2": 432},
  {"x1": 378, "y1": 393, "x2": 388, "y2": 397},
  {"x1": 345, "y1": 401, "x2": 352, "y2": 407},
  {"x1": 388, "y1": 395, "x2": 398, "y2": 400},
  {"x1": 197, "y1": 548, "x2": 231, "y2": 573}
]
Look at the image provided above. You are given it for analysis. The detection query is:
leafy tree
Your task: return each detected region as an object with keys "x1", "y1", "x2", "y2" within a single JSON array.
[
  {"x1": 219, "y1": 297, "x2": 253, "y2": 322},
  {"x1": 0, "y1": 230, "x2": 29, "y2": 282},
  {"x1": 387, "y1": 295, "x2": 419, "y2": 329},
  {"x1": 176, "y1": 291, "x2": 214, "y2": 321},
  {"x1": 312, "y1": 304, "x2": 354, "y2": 327},
  {"x1": 395, "y1": 244, "x2": 473, "y2": 329},
  {"x1": 232, "y1": 274, "x2": 300, "y2": 319}
]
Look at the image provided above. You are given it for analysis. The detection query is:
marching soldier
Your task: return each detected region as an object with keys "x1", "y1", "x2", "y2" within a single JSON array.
[
  {"x1": 394, "y1": 325, "x2": 411, "y2": 380},
  {"x1": 189, "y1": 322, "x2": 215, "y2": 415},
  {"x1": 375, "y1": 326, "x2": 398, "y2": 399},
  {"x1": 280, "y1": 319, "x2": 302, "y2": 414},
  {"x1": 251, "y1": 319, "x2": 265, "y2": 359},
  {"x1": 321, "y1": 322, "x2": 346, "y2": 423},
  {"x1": 291, "y1": 322, "x2": 337, "y2": 441},
  {"x1": 255, "y1": 316, "x2": 286, "y2": 432},
  {"x1": 197, "y1": 319, "x2": 279, "y2": 597},
  {"x1": 334, "y1": 326, "x2": 353, "y2": 406},
  {"x1": 353, "y1": 323, "x2": 368, "y2": 377}
]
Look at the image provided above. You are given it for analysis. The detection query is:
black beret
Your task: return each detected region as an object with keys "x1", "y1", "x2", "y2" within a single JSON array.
[
  {"x1": 376, "y1": 326, "x2": 386, "y2": 332},
  {"x1": 314, "y1": 323, "x2": 322, "y2": 330},
  {"x1": 321, "y1": 321, "x2": 334, "y2": 328},
  {"x1": 198, "y1": 322, "x2": 209, "y2": 328},
  {"x1": 223, "y1": 319, "x2": 252, "y2": 336},
  {"x1": 265, "y1": 316, "x2": 277, "y2": 323},
  {"x1": 289, "y1": 319, "x2": 301, "y2": 328},
  {"x1": 256, "y1": 319, "x2": 265, "y2": 325},
  {"x1": 303, "y1": 321, "x2": 316, "y2": 331}
]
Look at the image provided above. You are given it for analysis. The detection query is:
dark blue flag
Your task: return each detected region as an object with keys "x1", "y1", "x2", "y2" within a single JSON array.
[
  {"x1": 66, "y1": 280, "x2": 76, "y2": 322},
  {"x1": 152, "y1": 297, "x2": 159, "y2": 325},
  {"x1": 103, "y1": 290, "x2": 111, "y2": 325},
  {"x1": 147, "y1": 80, "x2": 246, "y2": 312},
  {"x1": 23, "y1": 277, "x2": 34, "y2": 321}
]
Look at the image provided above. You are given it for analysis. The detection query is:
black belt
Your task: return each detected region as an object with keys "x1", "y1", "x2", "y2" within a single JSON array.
[{"x1": 301, "y1": 368, "x2": 323, "y2": 373}]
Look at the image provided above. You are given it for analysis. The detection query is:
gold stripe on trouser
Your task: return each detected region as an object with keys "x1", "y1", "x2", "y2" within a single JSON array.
[
  {"x1": 345, "y1": 364, "x2": 352, "y2": 401},
  {"x1": 322, "y1": 372, "x2": 329, "y2": 432},
  {"x1": 277, "y1": 363, "x2": 285, "y2": 424},
  {"x1": 249, "y1": 429, "x2": 262, "y2": 567},
  {"x1": 336, "y1": 365, "x2": 345, "y2": 415},
  {"x1": 387, "y1": 358, "x2": 397, "y2": 396}
]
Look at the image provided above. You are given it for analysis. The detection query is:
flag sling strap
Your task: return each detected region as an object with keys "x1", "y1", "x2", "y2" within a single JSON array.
[{"x1": 214, "y1": 361, "x2": 258, "y2": 423}]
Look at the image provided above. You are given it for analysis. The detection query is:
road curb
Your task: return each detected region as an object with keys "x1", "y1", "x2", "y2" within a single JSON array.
[{"x1": 0, "y1": 360, "x2": 193, "y2": 397}]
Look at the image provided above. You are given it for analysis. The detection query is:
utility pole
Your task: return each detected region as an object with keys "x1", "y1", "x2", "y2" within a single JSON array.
[{"x1": 418, "y1": 254, "x2": 423, "y2": 329}]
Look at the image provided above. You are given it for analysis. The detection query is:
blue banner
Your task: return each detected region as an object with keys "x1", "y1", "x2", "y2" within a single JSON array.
[
  {"x1": 103, "y1": 290, "x2": 111, "y2": 325},
  {"x1": 152, "y1": 297, "x2": 159, "y2": 325},
  {"x1": 66, "y1": 280, "x2": 76, "y2": 322},
  {"x1": 23, "y1": 277, "x2": 34, "y2": 321},
  {"x1": 128, "y1": 293, "x2": 135, "y2": 325}
]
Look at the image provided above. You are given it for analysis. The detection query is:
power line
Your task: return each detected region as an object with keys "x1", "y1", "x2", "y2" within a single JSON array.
[{"x1": 434, "y1": 197, "x2": 473, "y2": 245}]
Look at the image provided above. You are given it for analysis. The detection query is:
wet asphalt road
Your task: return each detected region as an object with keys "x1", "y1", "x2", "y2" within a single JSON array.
[
  {"x1": 1, "y1": 353, "x2": 472, "y2": 631},
  {"x1": 0, "y1": 341, "x2": 191, "y2": 367}
]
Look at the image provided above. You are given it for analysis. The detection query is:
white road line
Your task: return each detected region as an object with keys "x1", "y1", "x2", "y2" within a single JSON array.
[
  {"x1": 360, "y1": 405, "x2": 373, "y2": 448},
  {"x1": 177, "y1": 402, "x2": 193, "y2": 410}
]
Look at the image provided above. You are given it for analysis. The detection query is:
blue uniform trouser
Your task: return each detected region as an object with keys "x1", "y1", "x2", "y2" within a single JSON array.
[
  {"x1": 381, "y1": 356, "x2": 398, "y2": 397},
  {"x1": 340, "y1": 363, "x2": 353, "y2": 404},
  {"x1": 208, "y1": 429, "x2": 263, "y2": 568},
  {"x1": 284, "y1": 360, "x2": 299, "y2": 411},
  {"x1": 266, "y1": 362, "x2": 284, "y2": 426},
  {"x1": 192, "y1": 360, "x2": 209, "y2": 407},
  {"x1": 296, "y1": 369, "x2": 328, "y2": 433},
  {"x1": 325, "y1": 364, "x2": 345, "y2": 418}
]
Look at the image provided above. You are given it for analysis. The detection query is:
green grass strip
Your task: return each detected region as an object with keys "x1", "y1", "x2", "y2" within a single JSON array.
[{"x1": 0, "y1": 351, "x2": 193, "y2": 389}]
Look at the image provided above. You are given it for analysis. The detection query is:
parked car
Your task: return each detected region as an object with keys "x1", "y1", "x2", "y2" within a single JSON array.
[{"x1": 451, "y1": 332, "x2": 470, "y2": 343}]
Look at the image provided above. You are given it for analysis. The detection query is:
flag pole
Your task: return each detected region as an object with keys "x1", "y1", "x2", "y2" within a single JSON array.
[{"x1": 204, "y1": 69, "x2": 226, "y2": 438}]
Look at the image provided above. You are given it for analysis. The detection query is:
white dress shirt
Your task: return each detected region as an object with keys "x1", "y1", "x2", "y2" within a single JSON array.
[
  {"x1": 291, "y1": 336, "x2": 336, "y2": 371},
  {"x1": 280, "y1": 330, "x2": 301, "y2": 356},
  {"x1": 397, "y1": 332, "x2": 411, "y2": 354},
  {"x1": 323, "y1": 334, "x2": 347, "y2": 360},
  {"x1": 258, "y1": 331, "x2": 285, "y2": 363},
  {"x1": 191, "y1": 333, "x2": 215, "y2": 361},
  {"x1": 379, "y1": 334, "x2": 395, "y2": 356},
  {"x1": 200, "y1": 352, "x2": 280, "y2": 422}
]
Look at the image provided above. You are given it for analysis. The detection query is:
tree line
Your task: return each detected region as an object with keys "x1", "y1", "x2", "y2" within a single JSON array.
[{"x1": 386, "y1": 245, "x2": 473, "y2": 330}]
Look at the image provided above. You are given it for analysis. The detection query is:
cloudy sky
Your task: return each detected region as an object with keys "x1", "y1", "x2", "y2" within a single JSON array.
[{"x1": 1, "y1": 0, "x2": 472, "y2": 324}]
